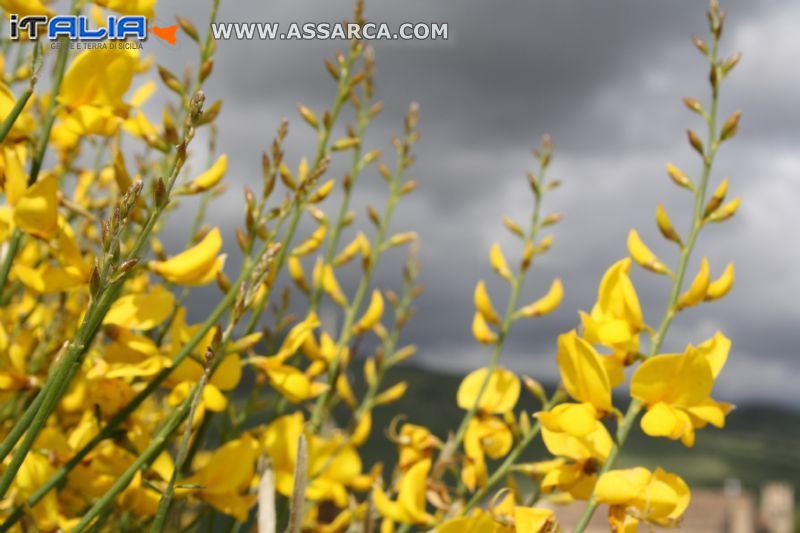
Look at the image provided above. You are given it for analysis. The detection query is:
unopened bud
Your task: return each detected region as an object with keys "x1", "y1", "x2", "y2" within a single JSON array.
[
  {"x1": 693, "y1": 35, "x2": 708, "y2": 55},
  {"x1": 666, "y1": 163, "x2": 694, "y2": 190},
  {"x1": 216, "y1": 270, "x2": 232, "y2": 292},
  {"x1": 704, "y1": 178, "x2": 729, "y2": 217},
  {"x1": 535, "y1": 235, "x2": 554, "y2": 254},
  {"x1": 236, "y1": 227, "x2": 249, "y2": 252},
  {"x1": 720, "y1": 111, "x2": 741, "y2": 141},
  {"x1": 721, "y1": 52, "x2": 742, "y2": 76},
  {"x1": 400, "y1": 180, "x2": 417, "y2": 195},
  {"x1": 297, "y1": 104, "x2": 319, "y2": 130},
  {"x1": 331, "y1": 137, "x2": 360, "y2": 151},
  {"x1": 177, "y1": 16, "x2": 199, "y2": 42},
  {"x1": 367, "y1": 206, "x2": 381, "y2": 227},
  {"x1": 687, "y1": 129, "x2": 704, "y2": 155},
  {"x1": 199, "y1": 59, "x2": 214, "y2": 83},
  {"x1": 707, "y1": 197, "x2": 741, "y2": 223},
  {"x1": 503, "y1": 217, "x2": 524, "y2": 238},
  {"x1": 542, "y1": 213, "x2": 563, "y2": 227},
  {"x1": 158, "y1": 66, "x2": 184, "y2": 95},
  {"x1": 656, "y1": 204, "x2": 682, "y2": 246},
  {"x1": 154, "y1": 177, "x2": 168, "y2": 208},
  {"x1": 682, "y1": 97, "x2": 704, "y2": 115}
]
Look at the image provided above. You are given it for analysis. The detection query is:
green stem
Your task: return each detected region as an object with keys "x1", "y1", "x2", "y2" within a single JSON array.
[
  {"x1": 438, "y1": 162, "x2": 546, "y2": 469},
  {"x1": 0, "y1": 84, "x2": 33, "y2": 143},
  {"x1": 150, "y1": 366, "x2": 209, "y2": 532},
  {"x1": 308, "y1": 129, "x2": 412, "y2": 433},
  {"x1": 573, "y1": 34, "x2": 722, "y2": 533},
  {"x1": 242, "y1": 46, "x2": 357, "y2": 336},
  {"x1": 308, "y1": 98, "x2": 371, "y2": 312}
]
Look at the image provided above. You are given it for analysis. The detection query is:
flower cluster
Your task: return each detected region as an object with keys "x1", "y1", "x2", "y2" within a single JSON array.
[{"x1": 0, "y1": 0, "x2": 742, "y2": 531}]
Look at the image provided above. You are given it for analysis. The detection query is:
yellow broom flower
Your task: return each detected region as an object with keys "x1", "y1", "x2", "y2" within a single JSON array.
[{"x1": 150, "y1": 228, "x2": 226, "y2": 286}]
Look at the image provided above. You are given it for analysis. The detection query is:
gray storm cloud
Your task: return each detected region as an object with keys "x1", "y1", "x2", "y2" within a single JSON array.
[{"x1": 153, "y1": 0, "x2": 800, "y2": 405}]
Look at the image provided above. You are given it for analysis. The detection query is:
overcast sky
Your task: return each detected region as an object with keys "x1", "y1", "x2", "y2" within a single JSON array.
[{"x1": 150, "y1": 0, "x2": 800, "y2": 406}]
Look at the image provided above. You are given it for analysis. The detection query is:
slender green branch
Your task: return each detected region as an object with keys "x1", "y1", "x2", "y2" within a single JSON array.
[
  {"x1": 308, "y1": 121, "x2": 416, "y2": 433},
  {"x1": 437, "y1": 154, "x2": 549, "y2": 470},
  {"x1": 243, "y1": 44, "x2": 360, "y2": 336},
  {"x1": 573, "y1": 24, "x2": 724, "y2": 533},
  {"x1": 150, "y1": 361, "x2": 210, "y2": 532},
  {"x1": 308, "y1": 79, "x2": 374, "y2": 312}
]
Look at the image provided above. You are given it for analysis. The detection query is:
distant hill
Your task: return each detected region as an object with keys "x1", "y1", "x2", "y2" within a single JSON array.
[{"x1": 349, "y1": 364, "x2": 800, "y2": 501}]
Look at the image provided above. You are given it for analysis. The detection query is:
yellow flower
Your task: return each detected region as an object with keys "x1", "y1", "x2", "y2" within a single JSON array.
[
  {"x1": 94, "y1": 0, "x2": 156, "y2": 18},
  {"x1": 489, "y1": 243, "x2": 513, "y2": 281},
  {"x1": 580, "y1": 258, "x2": 643, "y2": 341},
  {"x1": 103, "y1": 285, "x2": 175, "y2": 330},
  {"x1": 705, "y1": 262, "x2": 735, "y2": 301},
  {"x1": 263, "y1": 413, "x2": 366, "y2": 508},
  {"x1": 150, "y1": 227, "x2": 226, "y2": 285},
  {"x1": 472, "y1": 311, "x2": 498, "y2": 344},
  {"x1": 457, "y1": 367, "x2": 520, "y2": 414},
  {"x1": 353, "y1": 289, "x2": 384, "y2": 333},
  {"x1": 11, "y1": 173, "x2": 59, "y2": 239},
  {"x1": 536, "y1": 402, "x2": 601, "y2": 438},
  {"x1": 0, "y1": 0, "x2": 54, "y2": 17},
  {"x1": 168, "y1": 380, "x2": 229, "y2": 414},
  {"x1": 373, "y1": 458, "x2": 432, "y2": 526},
  {"x1": 556, "y1": 330, "x2": 613, "y2": 414},
  {"x1": 182, "y1": 154, "x2": 228, "y2": 194},
  {"x1": 181, "y1": 434, "x2": 260, "y2": 522},
  {"x1": 396, "y1": 423, "x2": 440, "y2": 470},
  {"x1": 438, "y1": 508, "x2": 508, "y2": 533},
  {"x1": 677, "y1": 257, "x2": 710, "y2": 309},
  {"x1": 579, "y1": 258, "x2": 644, "y2": 383},
  {"x1": 538, "y1": 422, "x2": 612, "y2": 500},
  {"x1": 439, "y1": 504, "x2": 556, "y2": 532},
  {"x1": 462, "y1": 414, "x2": 513, "y2": 490},
  {"x1": 627, "y1": 229, "x2": 671, "y2": 275},
  {"x1": 515, "y1": 278, "x2": 563, "y2": 318},
  {"x1": 474, "y1": 280, "x2": 501, "y2": 325},
  {"x1": 595, "y1": 467, "x2": 690, "y2": 527},
  {"x1": 631, "y1": 333, "x2": 733, "y2": 447},
  {"x1": 251, "y1": 313, "x2": 330, "y2": 402},
  {"x1": 253, "y1": 357, "x2": 329, "y2": 403},
  {"x1": 15, "y1": 453, "x2": 78, "y2": 530},
  {"x1": 57, "y1": 47, "x2": 141, "y2": 136},
  {"x1": 490, "y1": 494, "x2": 559, "y2": 533},
  {"x1": 60, "y1": 48, "x2": 139, "y2": 112}
]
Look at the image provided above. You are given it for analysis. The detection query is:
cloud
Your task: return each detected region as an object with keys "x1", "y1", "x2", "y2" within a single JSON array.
[{"x1": 155, "y1": 0, "x2": 800, "y2": 405}]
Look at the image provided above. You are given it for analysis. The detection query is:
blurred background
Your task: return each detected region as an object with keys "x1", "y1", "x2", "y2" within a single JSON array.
[{"x1": 146, "y1": 0, "x2": 798, "y2": 530}]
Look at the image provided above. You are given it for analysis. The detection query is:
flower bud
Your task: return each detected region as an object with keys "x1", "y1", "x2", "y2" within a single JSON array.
[
  {"x1": 666, "y1": 163, "x2": 694, "y2": 190},
  {"x1": 720, "y1": 111, "x2": 741, "y2": 141},
  {"x1": 707, "y1": 197, "x2": 741, "y2": 223},
  {"x1": 297, "y1": 104, "x2": 319, "y2": 130},
  {"x1": 687, "y1": 129, "x2": 704, "y2": 155},
  {"x1": 177, "y1": 16, "x2": 199, "y2": 42},
  {"x1": 704, "y1": 178, "x2": 729, "y2": 217},
  {"x1": 656, "y1": 204, "x2": 682, "y2": 246}
]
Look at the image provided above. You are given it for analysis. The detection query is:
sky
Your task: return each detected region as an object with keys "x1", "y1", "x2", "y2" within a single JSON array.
[{"x1": 150, "y1": 0, "x2": 800, "y2": 406}]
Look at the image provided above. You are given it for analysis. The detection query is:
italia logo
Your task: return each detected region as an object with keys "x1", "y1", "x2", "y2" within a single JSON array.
[{"x1": 8, "y1": 14, "x2": 178, "y2": 45}]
